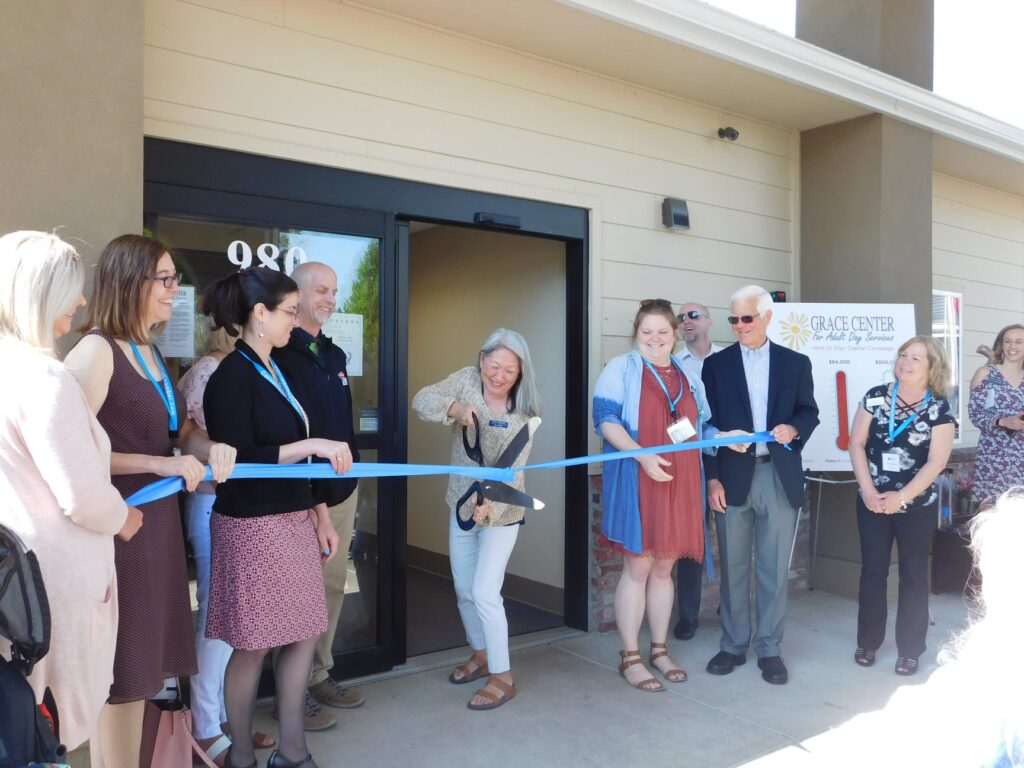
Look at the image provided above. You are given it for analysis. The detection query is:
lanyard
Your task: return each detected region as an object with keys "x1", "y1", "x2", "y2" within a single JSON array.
[
  {"x1": 129, "y1": 341, "x2": 178, "y2": 437},
  {"x1": 888, "y1": 382, "x2": 931, "y2": 443},
  {"x1": 237, "y1": 350, "x2": 311, "y2": 442},
  {"x1": 643, "y1": 358, "x2": 684, "y2": 418}
]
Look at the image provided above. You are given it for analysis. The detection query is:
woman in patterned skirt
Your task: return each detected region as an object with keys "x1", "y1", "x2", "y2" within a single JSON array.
[
  {"x1": 65, "y1": 235, "x2": 237, "y2": 767},
  {"x1": 969, "y1": 324, "x2": 1024, "y2": 506},
  {"x1": 202, "y1": 268, "x2": 350, "y2": 768}
]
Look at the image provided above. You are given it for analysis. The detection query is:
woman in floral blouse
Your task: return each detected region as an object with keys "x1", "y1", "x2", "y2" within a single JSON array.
[{"x1": 848, "y1": 336, "x2": 956, "y2": 677}]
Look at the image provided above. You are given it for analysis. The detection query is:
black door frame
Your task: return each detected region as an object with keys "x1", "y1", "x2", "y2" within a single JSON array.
[{"x1": 145, "y1": 138, "x2": 590, "y2": 676}]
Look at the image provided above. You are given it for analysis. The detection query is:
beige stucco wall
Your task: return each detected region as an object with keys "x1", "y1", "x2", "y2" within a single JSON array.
[
  {"x1": 933, "y1": 173, "x2": 1024, "y2": 447},
  {"x1": 143, "y1": 0, "x2": 798, "y2": 402},
  {"x1": 1, "y1": 0, "x2": 143, "y2": 331}
]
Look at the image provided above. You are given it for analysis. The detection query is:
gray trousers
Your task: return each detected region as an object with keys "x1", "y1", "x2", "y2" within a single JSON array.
[{"x1": 715, "y1": 462, "x2": 797, "y2": 658}]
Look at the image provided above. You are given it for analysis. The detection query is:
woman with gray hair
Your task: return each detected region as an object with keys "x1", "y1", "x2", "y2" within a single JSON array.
[
  {"x1": 0, "y1": 231, "x2": 142, "y2": 750},
  {"x1": 412, "y1": 328, "x2": 541, "y2": 711}
]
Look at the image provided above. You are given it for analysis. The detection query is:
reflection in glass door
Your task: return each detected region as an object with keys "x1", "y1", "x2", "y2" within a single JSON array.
[{"x1": 147, "y1": 212, "x2": 384, "y2": 659}]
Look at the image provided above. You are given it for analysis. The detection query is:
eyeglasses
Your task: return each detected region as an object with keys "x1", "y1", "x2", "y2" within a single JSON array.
[
  {"x1": 146, "y1": 272, "x2": 182, "y2": 289},
  {"x1": 640, "y1": 298, "x2": 673, "y2": 310},
  {"x1": 678, "y1": 310, "x2": 704, "y2": 321},
  {"x1": 727, "y1": 313, "x2": 760, "y2": 325},
  {"x1": 274, "y1": 307, "x2": 299, "y2": 319}
]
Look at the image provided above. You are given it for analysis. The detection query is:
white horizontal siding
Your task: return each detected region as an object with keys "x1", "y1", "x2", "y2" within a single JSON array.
[
  {"x1": 933, "y1": 173, "x2": 1024, "y2": 447},
  {"x1": 144, "y1": 0, "x2": 797, "y2": 382}
]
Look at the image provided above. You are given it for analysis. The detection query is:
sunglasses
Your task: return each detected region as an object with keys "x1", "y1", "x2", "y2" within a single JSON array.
[
  {"x1": 677, "y1": 310, "x2": 704, "y2": 321},
  {"x1": 727, "y1": 313, "x2": 760, "y2": 325}
]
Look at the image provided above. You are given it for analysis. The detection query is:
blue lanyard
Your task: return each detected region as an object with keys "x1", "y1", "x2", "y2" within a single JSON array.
[
  {"x1": 237, "y1": 350, "x2": 310, "y2": 440},
  {"x1": 643, "y1": 358, "x2": 684, "y2": 417},
  {"x1": 129, "y1": 341, "x2": 178, "y2": 436},
  {"x1": 888, "y1": 382, "x2": 931, "y2": 443}
]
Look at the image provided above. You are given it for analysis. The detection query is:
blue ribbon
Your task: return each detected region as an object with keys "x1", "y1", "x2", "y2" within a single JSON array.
[{"x1": 125, "y1": 431, "x2": 776, "y2": 507}]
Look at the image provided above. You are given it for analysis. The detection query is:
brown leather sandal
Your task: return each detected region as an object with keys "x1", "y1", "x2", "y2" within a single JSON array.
[
  {"x1": 650, "y1": 643, "x2": 687, "y2": 682},
  {"x1": 448, "y1": 652, "x2": 489, "y2": 684},
  {"x1": 467, "y1": 676, "x2": 516, "y2": 710},
  {"x1": 618, "y1": 650, "x2": 665, "y2": 692}
]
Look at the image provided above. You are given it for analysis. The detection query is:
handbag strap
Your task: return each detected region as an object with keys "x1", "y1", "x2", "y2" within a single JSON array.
[{"x1": 178, "y1": 709, "x2": 223, "y2": 768}]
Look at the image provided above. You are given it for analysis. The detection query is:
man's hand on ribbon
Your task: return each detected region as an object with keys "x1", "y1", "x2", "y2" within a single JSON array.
[{"x1": 716, "y1": 429, "x2": 753, "y2": 453}]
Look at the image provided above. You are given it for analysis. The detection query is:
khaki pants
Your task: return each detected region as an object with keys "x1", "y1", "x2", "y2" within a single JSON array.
[{"x1": 309, "y1": 489, "x2": 358, "y2": 686}]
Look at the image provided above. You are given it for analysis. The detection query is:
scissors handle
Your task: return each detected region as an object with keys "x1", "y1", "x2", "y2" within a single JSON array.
[{"x1": 454, "y1": 481, "x2": 484, "y2": 531}]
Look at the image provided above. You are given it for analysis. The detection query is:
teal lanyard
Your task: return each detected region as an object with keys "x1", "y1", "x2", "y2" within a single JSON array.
[
  {"x1": 888, "y1": 382, "x2": 932, "y2": 443},
  {"x1": 129, "y1": 341, "x2": 178, "y2": 437},
  {"x1": 643, "y1": 358, "x2": 684, "y2": 418},
  {"x1": 237, "y1": 350, "x2": 310, "y2": 441}
]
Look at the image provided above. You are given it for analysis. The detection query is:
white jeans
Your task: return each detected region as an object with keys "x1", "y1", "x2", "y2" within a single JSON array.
[
  {"x1": 185, "y1": 491, "x2": 233, "y2": 739},
  {"x1": 448, "y1": 510, "x2": 520, "y2": 674}
]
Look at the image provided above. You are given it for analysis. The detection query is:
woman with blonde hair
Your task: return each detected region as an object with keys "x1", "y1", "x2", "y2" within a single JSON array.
[
  {"x1": 64, "y1": 234, "x2": 236, "y2": 767},
  {"x1": 0, "y1": 231, "x2": 142, "y2": 750},
  {"x1": 848, "y1": 335, "x2": 956, "y2": 676}
]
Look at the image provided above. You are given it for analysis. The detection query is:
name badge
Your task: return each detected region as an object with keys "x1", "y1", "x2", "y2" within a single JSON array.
[
  {"x1": 666, "y1": 416, "x2": 696, "y2": 444},
  {"x1": 865, "y1": 397, "x2": 885, "y2": 409},
  {"x1": 338, "y1": 372, "x2": 349, "y2": 386},
  {"x1": 882, "y1": 451, "x2": 901, "y2": 472},
  {"x1": 488, "y1": 419, "x2": 509, "y2": 429}
]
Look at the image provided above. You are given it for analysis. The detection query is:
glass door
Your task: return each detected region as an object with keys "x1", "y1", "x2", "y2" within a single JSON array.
[{"x1": 144, "y1": 190, "x2": 400, "y2": 678}]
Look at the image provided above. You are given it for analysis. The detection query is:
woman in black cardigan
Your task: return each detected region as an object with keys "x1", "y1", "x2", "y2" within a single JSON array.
[{"x1": 203, "y1": 268, "x2": 351, "y2": 768}]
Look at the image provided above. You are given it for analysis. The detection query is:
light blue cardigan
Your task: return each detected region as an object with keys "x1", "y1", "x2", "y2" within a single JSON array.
[{"x1": 592, "y1": 349, "x2": 717, "y2": 555}]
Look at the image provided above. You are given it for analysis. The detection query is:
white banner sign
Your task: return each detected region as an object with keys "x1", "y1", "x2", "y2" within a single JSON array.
[
  {"x1": 322, "y1": 313, "x2": 364, "y2": 377},
  {"x1": 152, "y1": 286, "x2": 196, "y2": 360},
  {"x1": 767, "y1": 303, "x2": 915, "y2": 471}
]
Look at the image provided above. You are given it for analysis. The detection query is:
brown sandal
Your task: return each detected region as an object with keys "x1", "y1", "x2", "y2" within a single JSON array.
[
  {"x1": 650, "y1": 642, "x2": 687, "y2": 682},
  {"x1": 467, "y1": 676, "x2": 516, "y2": 710},
  {"x1": 618, "y1": 650, "x2": 664, "y2": 692},
  {"x1": 449, "y1": 652, "x2": 489, "y2": 684}
]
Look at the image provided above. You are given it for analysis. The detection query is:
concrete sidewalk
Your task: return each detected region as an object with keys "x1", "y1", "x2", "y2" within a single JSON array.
[{"x1": 250, "y1": 588, "x2": 970, "y2": 768}]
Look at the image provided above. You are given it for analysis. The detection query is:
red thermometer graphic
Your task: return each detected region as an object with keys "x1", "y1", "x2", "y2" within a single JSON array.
[{"x1": 835, "y1": 370, "x2": 850, "y2": 450}]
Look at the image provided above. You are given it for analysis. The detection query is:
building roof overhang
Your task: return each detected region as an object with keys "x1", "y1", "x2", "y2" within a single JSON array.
[{"x1": 350, "y1": 0, "x2": 1024, "y2": 196}]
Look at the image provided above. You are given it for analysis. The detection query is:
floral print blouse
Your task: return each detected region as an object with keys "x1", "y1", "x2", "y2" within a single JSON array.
[{"x1": 860, "y1": 384, "x2": 957, "y2": 509}]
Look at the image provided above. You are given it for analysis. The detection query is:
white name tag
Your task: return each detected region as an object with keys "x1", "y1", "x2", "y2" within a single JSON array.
[
  {"x1": 667, "y1": 416, "x2": 697, "y2": 444},
  {"x1": 882, "y1": 451, "x2": 900, "y2": 472},
  {"x1": 866, "y1": 397, "x2": 885, "y2": 409}
]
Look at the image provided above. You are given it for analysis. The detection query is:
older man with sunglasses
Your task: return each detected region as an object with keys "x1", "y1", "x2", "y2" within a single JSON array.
[
  {"x1": 673, "y1": 302, "x2": 722, "y2": 641},
  {"x1": 701, "y1": 286, "x2": 818, "y2": 685}
]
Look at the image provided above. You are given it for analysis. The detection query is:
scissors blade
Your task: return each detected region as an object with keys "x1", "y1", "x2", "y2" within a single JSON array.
[
  {"x1": 494, "y1": 420, "x2": 533, "y2": 469},
  {"x1": 480, "y1": 481, "x2": 545, "y2": 510}
]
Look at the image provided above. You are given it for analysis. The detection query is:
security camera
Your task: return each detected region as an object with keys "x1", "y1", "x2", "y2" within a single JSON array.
[{"x1": 717, "y1": 126, "x2": 739, "y2": 142}]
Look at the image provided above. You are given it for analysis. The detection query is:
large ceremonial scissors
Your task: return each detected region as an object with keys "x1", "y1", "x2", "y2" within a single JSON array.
[{"x1": 454, "y1": 413, "x2": 544, "y2": 531}]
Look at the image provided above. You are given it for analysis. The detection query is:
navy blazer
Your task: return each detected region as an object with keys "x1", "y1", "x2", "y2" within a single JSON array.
[{"x1": 701, "y1": 341, "x2": 819, "y2": 509}]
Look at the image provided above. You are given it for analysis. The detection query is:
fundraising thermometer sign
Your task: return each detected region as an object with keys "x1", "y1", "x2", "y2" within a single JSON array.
[{"x1": 767, "y1": 303, "x2": 915, "y2": 471}]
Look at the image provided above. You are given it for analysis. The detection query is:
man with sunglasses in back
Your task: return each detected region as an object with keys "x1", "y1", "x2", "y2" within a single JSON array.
[
  {"x1": 701, "y1": 285, "x2": 818, "y2": 685},
  {"x1": 673, "y1": 302, "x2": 722, "y2": 642}
]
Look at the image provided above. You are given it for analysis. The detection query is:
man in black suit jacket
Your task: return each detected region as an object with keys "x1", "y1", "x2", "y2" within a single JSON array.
[{"x1": 702, "y1": 285, "x2": 818, "y2": 685}]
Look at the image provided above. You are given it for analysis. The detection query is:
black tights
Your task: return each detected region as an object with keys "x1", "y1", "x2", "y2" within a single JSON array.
[{"x1": 224, "y1": 637, "x2": 318, "y2": 767}]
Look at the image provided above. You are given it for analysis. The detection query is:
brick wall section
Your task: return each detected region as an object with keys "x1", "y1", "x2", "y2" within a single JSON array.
[{"x1": 589, "y1": 474, "x2": 810, "y2": 633}]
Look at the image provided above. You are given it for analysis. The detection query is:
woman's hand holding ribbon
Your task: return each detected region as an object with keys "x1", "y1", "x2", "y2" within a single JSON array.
[
  {"x1": 309, "y1": 439, "x2": 353, "y2": 475},
  {"x1": 208, "y1": 442, "x2": 237, "y2": 484},
  {"x1": 159, "y1": 453, "x2": 206, "y2": 492}
]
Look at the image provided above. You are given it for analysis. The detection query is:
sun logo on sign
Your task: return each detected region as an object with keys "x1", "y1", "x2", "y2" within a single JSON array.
[{"x1": 779, "y1": 312, "x2": 811, "y2": 350}]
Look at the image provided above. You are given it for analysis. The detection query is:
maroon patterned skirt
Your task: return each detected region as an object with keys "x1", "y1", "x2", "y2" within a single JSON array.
[{"x1": 207, "y1": 510, "x2": 328, "y2": 650}]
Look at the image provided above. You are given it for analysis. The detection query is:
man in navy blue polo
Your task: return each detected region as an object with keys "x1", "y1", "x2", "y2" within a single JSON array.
[{"x1": 273, "y1": 261, "x2": 362, "y2": 730}]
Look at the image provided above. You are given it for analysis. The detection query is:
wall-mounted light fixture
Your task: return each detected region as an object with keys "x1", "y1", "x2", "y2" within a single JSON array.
[
  {"x1": 717, "y1": 126, "x2": 740, "y2": 141},
  {"x1": 662, "y1": 198, "x2": 690, "y2": 230}
]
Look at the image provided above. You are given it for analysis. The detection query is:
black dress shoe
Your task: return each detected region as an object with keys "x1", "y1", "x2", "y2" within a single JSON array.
[
  {"x1": 706, "y1": 650, "x2": 746, "y2": 675},
  {"x1": 757, "y1": 656, "x2": 788, "y2": 685},
  {"x1": 673, "y1": 618, "x2": 698, "y2": 641}
]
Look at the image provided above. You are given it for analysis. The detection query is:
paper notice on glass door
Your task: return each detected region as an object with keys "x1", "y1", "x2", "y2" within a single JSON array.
[
  {"x1": 323, "y1": 313, "x2": 363, "y2": 376},
  {"x1": 152, "y1": 286, "x2": 195, "y2": 359}
]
